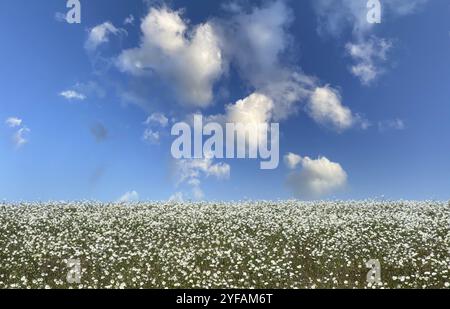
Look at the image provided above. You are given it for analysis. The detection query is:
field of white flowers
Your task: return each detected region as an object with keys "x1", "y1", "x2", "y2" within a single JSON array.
[{"x1": 0, "y1": 200, "x2": 448, "y2": 289}]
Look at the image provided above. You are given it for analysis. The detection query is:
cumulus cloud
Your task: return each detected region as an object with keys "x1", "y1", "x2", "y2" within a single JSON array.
[
  {"x1": 175, "y1": 157, "x2": 230, "y2": 200},
  {"x1": 85, "y1": 22, "x2": 125, "y2": 51},
  {"x1": 215, "y1": 1, "x2": 357, "y2": 128},
  {"x1": 112, "y1": 1, "x2": 362, "y2": 132},
  {"x1": 346, "y1": 37, "x2": 392, "y2": 85},
  {"x1": 307, "y1": 86, "x2": 357, "y2": 131},
  {"x1": 59, "y1": 90, "x2": 86, "y2": 100},
  {"x1": 118, "y1": 190, "x2": 139, "y2": 203},
  {"x1": 217, "y1": 1, "x2": 315, "y2": 120},
  {"x1": 284, "y1": 152, "x2": 302, "y2": 170},
  {"x1": 5, "y1": 117, "x2": 22, "y2": 128},
  {"x1": 225, "y1": 93, "x2": 274, "y2": 150},
  {"x1": 117, "y1": 7, "x2": 224, "y2": 107},
  {"x1": 286, "y1": 153, "x2": 348, "y2": 199}
]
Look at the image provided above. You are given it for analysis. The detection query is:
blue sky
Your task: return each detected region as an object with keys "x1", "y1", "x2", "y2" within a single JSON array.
[{"x1": 0, "y1": 0, "x2": 449, "y2": 202}]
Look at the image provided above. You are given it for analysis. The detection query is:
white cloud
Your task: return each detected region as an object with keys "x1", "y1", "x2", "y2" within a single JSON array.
[
  {"x1": 85, "y1": 22, "x2": 125, "y2": 51},
  {"x1": 378, "y1": 118, "x2": 406, "y2": 132},
  {"x1": 59, "y1": 90, "x2": 86, "y2": 100},
  {"x1": 284, "y1": 152, "x2": 302, "y2": 170},
  {"x1": 117, "y1": 7, "x2": 224, "y2": 107},
  {"x1": 313, "y1": 0, "x2": 428, "y2": 37},
  {"x1": 177, "y1": 157, "x2": 230, "y2": 184},
  {"x1": 124, "y1": 14, "x2": 135, "y2": 25},
  {"x1": 5, "y1": 117, "x2": 30, "y2": 148},
  {"x1": 218, "y1": 1, "x2": 315, "y2": 120},
  {"x1": 346, "y1": 37, "x2": 392, "y2": 85},
  {"x1": 144, "y1": 113, "x2": 169, "y2": 127},
  {"x1": 118, "y1": 190, "x2": 139, "y2": 203},
  {"x1": 115, "y1": 1, "x2": 362, "y2": 132},
  {"x1": 286, "y1": 154, "x2": 348, "y2": 198},
  {"x1": 175, "y1": 157, "x2": 230, "y2": 200},
  {"x1": 5, "y1": 117, "x2": 22, "y2": 128},
  {"x1": 313, "y1": 0, "x2": 427, "y2": 85},
  {"x1": 306, "y1": 86, "x2": 355, "y2": 131},
  {"x1": 221, "y1": 0, "x2": 293, "y2": 86},
  {"x1": 203, "y1": 92, "x2": 277, "y2": 153},
  {"x1": 54, "y1": 12, "x2": 67, "y2": 23},
  {"x1": 13, "y1": 127, "x2": 30, "y2": 148},
  {"x1": 142, "y1": 113, "x2": 169, "y2": 145},
  {"x1": 261, "y1": 72, "x2": 316, "y2": 121},
  {"x1": 226, "y1": 93, "x2": 274, "y2": 149}
]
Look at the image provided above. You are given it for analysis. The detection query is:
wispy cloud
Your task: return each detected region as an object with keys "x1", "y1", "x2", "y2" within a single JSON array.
[
  {"x1": 85, "y1": 22, "x2": 126, "y2": 51},
  {"x1": 13, "y1": 127, "x2": 30, "y2": 148},
  {"x1": 346, "y1": 37, "x2": 393, "y2": 85},
  {"x1": 175, "y1": 157, "x2": 230, "y2": 200},
  {"x1": 378, "y1": 118, "x2": 406, "y2": 132},
  {"x1": 313, "y1": 0, "x2": 429, "y2": 85},
  {"x1": 5, "y1": 117, "x2": 30, "y2": 148},
  {"x1": 117, "y1": 190, "x2": 139, "y2": 203},
  {"x1": 59, "y1": 90, "x2": 86, "y2": 100},
  {"x1": 5, "y1": 117, "x2": 22, "y2": 128}
]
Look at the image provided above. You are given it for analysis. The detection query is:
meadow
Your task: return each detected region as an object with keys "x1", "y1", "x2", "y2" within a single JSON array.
[{"x1": 0, "y1": 200, "x2": 448, "y2": 289}]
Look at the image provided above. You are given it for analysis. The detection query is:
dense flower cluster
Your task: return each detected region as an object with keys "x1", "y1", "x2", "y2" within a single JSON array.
[{"x1": 0, "y1": 200, "x2": 448, "y2": 289}]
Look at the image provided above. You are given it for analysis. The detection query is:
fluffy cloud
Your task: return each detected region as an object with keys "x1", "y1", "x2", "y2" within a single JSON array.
[
  {"x1": 85, "y1": 22, "x2": 125, "y2": 51},
  {"x1": 175, "y1": 157, "x2": 230, "y2": 200},
  {"x1": 284, "y1": 152, "x2": 302, "y2": 170},
  {"x1": 117, "y1": 7, "x2": 224, "y2": 107},
  {"x1": 117, "y1": 191, "x2": 139, "y2": 203},
  {"x1": 346, "y1": 37, "x2": 392, "y2": 85},
  {"x1": 111, "y1": 1, "x2": 363, "y2": 133},
  {"x1": 306, "y1": 86, "x2": 356, "y2": 131},
  {"x1": 220, "y1": 1, "x2": 293, "y2": 86},
  {"x1": 59, "y1": 90, "x2": 86, "y2": 100},
  {"x1": 218, "y1": 1, "x2": 315, "y2": 120},
  {"x1": 286, "y1": 153, "x2": 348, "y2": 198},
  {"x1": 226, "y1": 93, "x2": 274, "y2": 150},
  {"x1": 5, "y1": 117, "x2": 22, "y2": 128}
]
